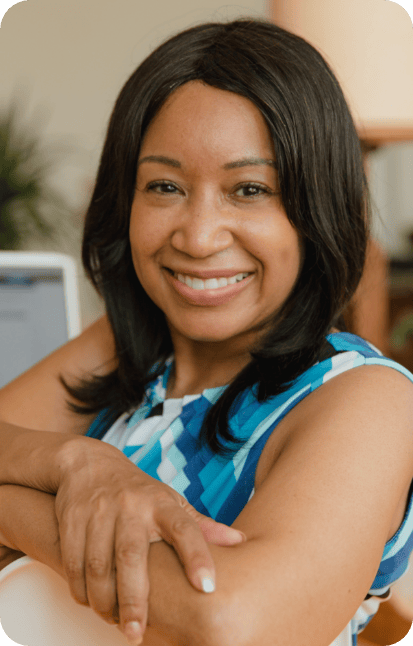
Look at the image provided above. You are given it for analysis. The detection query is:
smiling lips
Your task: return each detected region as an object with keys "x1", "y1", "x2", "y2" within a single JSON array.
[
  {"x1": 164, "y1": 269, "x2": 254, "y2": 306},
  {"x1": 176, "y1": 272, "x2": 250, "y2": 290}
]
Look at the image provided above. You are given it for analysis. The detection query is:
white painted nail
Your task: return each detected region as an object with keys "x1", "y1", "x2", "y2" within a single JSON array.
[
  {"x1": 125, "y1": 621, "x2": 142, "y2": 644},
  {"x1": 198, "y1": 568, "x2": 215, "y2": 593}
]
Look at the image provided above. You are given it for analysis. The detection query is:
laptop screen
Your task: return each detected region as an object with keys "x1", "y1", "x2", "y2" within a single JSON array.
[{"x1": 0, "y1": 267, "x2": 69, "y2": 388}]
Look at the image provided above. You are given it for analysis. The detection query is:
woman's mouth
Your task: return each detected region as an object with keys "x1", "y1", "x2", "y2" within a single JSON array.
[
  {"x1": 173, "y1": 271, "x2": 251, "y2": 290},
  {"x1": 164, "y1": 269, "x2": 254, "y2": 306}
]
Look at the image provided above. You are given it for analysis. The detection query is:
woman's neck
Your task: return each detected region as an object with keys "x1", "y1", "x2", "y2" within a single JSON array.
[{"x1": 165, "y1": 348, "x2": 252, "y2": 399}]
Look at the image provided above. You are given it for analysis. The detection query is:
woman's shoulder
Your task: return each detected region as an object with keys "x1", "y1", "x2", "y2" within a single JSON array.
[
  {"x1": 285, "y1": 331, "x2": 413, "y2": 436},
  {"x1": 221, "y1": 341, "x2": 413, "y2": 646},
  {"x1": 248, "y1": 331, "x2": 413, "y2": 444},
  {"x1": 253, "y1": 332, "x2": 413, "y2": 517},
  {"x1": 305, "y1": 331, "x2": 413, "y2": 391}
]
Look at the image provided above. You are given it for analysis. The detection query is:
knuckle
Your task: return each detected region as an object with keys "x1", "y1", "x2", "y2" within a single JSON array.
[
  {"x1": 64, "y1": 559, "x2": 84, "y2": 581},
  {"x1": 59, "y1": 509, "x2": 84, "y2": 535},
  {"x1": 86, "y1": 556, "x2": 109, "y2": 578},
  {"x1": 171, "y1": 516, "x2": 195, "y2": 536},
  {"x1": 116, "y1": 542, "x2": 145, "y2": 565},
  {"x1": 61, "y1": 503, "x2": 82, "y2": 522},
  {"x1": 188, "y1": 549, "x2": 207, "y2": 564},
  {"x1": 137, "y1": 481, "x2": 171, "y2": 504},
  {"x1": 119, "y1": 597, "x2": 143, "y2": 614},
  {"x1": 117, "y1": 489, "x2": 134, "y2": 509},
  {"x1": 155, "y1": 488, "x2": 177, "y2": 507}
]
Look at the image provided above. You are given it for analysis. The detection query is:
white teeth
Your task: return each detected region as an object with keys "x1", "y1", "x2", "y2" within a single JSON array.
[
  {"x1": 204, "y1": 278, "x2": 219, "y2": 289},
  {"x1": 175, "y1": 272, "x2": 250, "y2": 290},
  {"x1": 192, "y1": 278, "x2": 205, "y2": 290}
]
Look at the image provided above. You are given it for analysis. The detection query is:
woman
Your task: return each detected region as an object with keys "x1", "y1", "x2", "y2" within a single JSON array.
[{"x1": 0, "y1": 18, "x2": 413, "y2": 646}]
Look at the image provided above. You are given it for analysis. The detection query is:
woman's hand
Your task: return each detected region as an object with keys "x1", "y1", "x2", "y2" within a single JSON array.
[{"x1": 54, "y1": 436, "x2": 245, "y2": 645}]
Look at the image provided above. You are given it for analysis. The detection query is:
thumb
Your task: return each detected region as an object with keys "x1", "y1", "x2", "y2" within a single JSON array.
[{"x1": 183, "y1": 502, "x2": 246, "y2": 545}]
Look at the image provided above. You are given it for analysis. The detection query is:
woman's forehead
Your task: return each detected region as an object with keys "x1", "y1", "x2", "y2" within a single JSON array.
[{"x1": 139, "y1": 81, "x2": 276, "y2": 164}]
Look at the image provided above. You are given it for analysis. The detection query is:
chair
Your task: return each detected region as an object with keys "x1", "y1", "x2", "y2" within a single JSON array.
[{"x1": 0, "y1": 556, "x2": 128, "y2": 645}]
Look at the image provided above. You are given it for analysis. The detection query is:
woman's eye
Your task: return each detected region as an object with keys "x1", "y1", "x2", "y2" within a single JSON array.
[
  {"x1": 234, "y1": 184, "x2": 269, "y2": 198},
  {"x1": 147, "y1": 181, "x2": 180, "y2": 194}
]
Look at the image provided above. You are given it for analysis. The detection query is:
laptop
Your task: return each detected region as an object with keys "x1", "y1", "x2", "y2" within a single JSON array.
[{"x1": 0, "y1": 252, "x2": 81, "y2": 388}]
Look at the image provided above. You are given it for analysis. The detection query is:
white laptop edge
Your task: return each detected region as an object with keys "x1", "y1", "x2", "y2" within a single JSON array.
[{"x1": 0, "y1": 252, "x2": 81, "y2": 339}]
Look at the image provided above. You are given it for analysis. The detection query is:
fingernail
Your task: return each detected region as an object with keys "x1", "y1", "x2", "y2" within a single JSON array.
[
  {"x1": 125, "y1": 621, "x2": 142, "y2": 644},
  {"x1": 236, "y1": 530, "x2": 247, "y2": 541},
  {"x1": 197, "y1": 567, "x2": 215, "y2": 593}
]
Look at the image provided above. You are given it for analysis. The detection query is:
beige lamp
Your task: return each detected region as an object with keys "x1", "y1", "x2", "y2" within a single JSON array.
[{"x1": 270, "y1": 0, "x2": 413, "y2": 147}]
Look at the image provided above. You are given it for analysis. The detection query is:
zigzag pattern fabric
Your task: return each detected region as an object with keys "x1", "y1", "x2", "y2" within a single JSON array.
[{"x1": 86, "y1": 332, "x2": 413, "y2": 645}]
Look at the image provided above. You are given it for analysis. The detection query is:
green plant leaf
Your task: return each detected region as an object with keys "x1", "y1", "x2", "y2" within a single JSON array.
[{"x1": 0, "y1": 99, "x2": 74, "y2": 249}]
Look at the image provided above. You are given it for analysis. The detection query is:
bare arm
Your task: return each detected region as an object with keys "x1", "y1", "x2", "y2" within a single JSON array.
[
  {"x1": 0, "y1": 486, "x2": 177, "y2": 646},
  {"x1": 0, "y1": 484, "x2": 220, "y2": 646},
  {"x1": 2, "y1": 365, "x2": 412, "y2": 646},
  {"x1": 0, "y1": 315, "x2": 116, "y2": 574},
  {"x1": 148, "y1": 366, "x2": 413, "y2": 646},
  {"x1": 0, "y1": 315, "x2": 244, "y2": 644}
]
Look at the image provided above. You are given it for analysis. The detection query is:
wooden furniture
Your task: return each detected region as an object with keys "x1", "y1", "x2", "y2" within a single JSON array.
[
  {"x1": 388, "y1": 261, "x2": 413, "y2": 374},
  {"x1": 346, "y1": 127, "x2": 413, "y2": 360}
]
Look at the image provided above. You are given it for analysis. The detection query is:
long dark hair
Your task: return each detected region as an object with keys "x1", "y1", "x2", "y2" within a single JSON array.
[{"x1": 64, "y1": 18, "x2": 369, "y2": 455}]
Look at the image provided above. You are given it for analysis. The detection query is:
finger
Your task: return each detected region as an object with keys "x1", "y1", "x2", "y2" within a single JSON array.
[
  {"x1": 84, "y1": 512, "x2": 118, "y2": 624},
  {"x1": 115, "y1": 516, "x2": 149, "y2": 645},
  {"x1": 185, "y1": 509, "x2": 247, "y2": 545},
  {"x1": 58, "y1": 509, "x2": 88, "y2": 606},
  {"x1": 158, "y1": 507, "x2": 217, "y2": 594},
  {"x1": 176, "y1": 496, "x2": 246, "y2": 545}
]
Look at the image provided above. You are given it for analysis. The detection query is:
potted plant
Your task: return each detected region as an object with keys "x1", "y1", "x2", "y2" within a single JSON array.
[{"x1": 0, "y1": 100, "x2": 72, "y2": 250}]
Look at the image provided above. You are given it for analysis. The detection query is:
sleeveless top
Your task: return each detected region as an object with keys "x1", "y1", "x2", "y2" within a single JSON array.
[{"x1": 86, "y1": 332, "x2": 413, "y2": 646}]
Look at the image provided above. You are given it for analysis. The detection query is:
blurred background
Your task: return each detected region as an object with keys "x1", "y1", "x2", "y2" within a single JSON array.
[
  {"x1": 1, "y1": 0, "x2": 271, "y2": 328},
  {"x1": 1, "y1": 0, "x2": 413, "y2": 642}
]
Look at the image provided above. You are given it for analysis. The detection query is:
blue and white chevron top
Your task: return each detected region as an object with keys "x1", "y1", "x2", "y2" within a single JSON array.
[{"x1": 87, "y1": 332, "x2": 413, "y2": 646}]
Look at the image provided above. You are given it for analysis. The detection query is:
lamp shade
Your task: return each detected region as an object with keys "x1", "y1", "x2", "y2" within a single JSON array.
[{"x1": 270, "y1": 0, "x2": 413, "y2": 142}]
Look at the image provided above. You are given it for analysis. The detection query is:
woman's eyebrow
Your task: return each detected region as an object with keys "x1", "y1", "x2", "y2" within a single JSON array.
[
  {"x1": 137, "y1": 155, "x2": 276, "y2": 169},
  {"x1": 222, "y1": 158, "x2": 276, "y2": 169},
  {"x1": 138, "y1": 155, "x2": 181, "y2": 168}
]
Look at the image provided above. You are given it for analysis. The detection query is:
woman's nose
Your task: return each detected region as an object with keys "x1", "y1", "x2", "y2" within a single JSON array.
[{"x1": 170, "y1": 197, "x2": 234, "y2": 258}]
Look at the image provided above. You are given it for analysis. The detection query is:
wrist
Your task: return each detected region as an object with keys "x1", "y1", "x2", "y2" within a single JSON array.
[
  {"x1": 52, "y1": 434, "x2": 97, "y2": 486},
  {"x1": 53, "y1": 434, "x2": 127, "y2": 489},
  {"x1": 0, "y1": 424, "x2": 83, "y2": 493}
]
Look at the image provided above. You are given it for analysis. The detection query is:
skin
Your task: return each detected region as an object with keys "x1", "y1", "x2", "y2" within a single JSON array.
[{"x1": 131, "y1": 80, "x2": 301, "y2": 397}]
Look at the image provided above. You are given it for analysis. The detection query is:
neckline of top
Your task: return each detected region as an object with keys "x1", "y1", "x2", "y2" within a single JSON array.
[
  {"x1": 147, "y1": 332, "x2": 356, "y2": 405},
  {"x1": 147, "y1": 356, "x2": 228, "y2": 406}
]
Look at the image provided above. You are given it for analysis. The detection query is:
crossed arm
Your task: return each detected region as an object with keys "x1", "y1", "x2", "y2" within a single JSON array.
[{"x1": 1, "y1": 364, "x2": 413, "y2": 646}]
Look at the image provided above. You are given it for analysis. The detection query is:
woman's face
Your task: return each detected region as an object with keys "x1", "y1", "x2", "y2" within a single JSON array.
[{"x1": 130, "y1": 81, "x2": 301, "y2": 351}]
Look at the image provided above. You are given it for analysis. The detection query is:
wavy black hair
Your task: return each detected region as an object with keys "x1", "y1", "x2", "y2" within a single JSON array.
[{"x1": 64, "y1": 18, "x2": 369, "y2": 455}]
